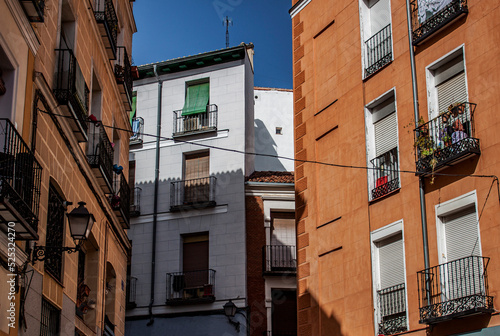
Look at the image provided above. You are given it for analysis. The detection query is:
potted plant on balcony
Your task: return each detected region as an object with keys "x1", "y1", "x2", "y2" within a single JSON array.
[{"x1": 448, "y1": 102, "x2": 464, "y2": 117}]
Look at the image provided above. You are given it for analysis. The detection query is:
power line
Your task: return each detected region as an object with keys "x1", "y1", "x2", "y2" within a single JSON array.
[{"x1": 36, "y1": 108, "x2": 499, "y2": 181}]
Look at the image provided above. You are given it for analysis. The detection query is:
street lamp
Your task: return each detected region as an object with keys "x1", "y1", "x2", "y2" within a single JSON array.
[
  {"x1": 32, "y1": 202, "x2": 95, "y2": 262},
  {"x1": 223, "y1": 300, "x2": 240, "y2": 332}
]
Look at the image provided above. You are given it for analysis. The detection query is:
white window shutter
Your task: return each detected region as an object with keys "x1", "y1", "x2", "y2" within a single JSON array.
[
  {"x1": 437, "y1": 71, "x2": 467, "y2": 114},
  {"x1": 443, "y1": 206, "x2": 480, "y2": 262},
  {"x1": 378, "y1": 233, "x2": 405, "y2": 290},
  {"x1": 374, "y1": 112, "x2": 397, "y2": 157}
]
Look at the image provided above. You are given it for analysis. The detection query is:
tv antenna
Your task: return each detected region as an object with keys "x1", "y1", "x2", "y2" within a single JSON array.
[{"x1": 223, "y1": 16, "x2": 232, "y2": 48}]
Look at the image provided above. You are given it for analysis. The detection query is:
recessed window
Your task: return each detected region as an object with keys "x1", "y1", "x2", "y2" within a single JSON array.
[{"x1": 276, "y1": 127, "x2": 282, "y2": 135}]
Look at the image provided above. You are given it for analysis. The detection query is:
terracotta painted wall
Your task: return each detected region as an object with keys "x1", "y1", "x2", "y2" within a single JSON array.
[{"x1": 293, "y1": 0, "x2": 500, "y2": 335}]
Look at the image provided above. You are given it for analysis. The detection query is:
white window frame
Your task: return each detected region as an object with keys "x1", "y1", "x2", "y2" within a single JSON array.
[
  {"x1": 435, "y1": 190, "x2": 481, "y2": 265},
  {"x1": 364, "y1": 88, "x2": 400, "y2": 201},
  {"x1": 425, "y1": 45, "x2": 469, "y2": 119},
  {"x1": 370, "y1": 220, "x2": 408, "y2": 335},
  {"x1": 358, "y1": 0, "x2": 394, "y2": 79}
]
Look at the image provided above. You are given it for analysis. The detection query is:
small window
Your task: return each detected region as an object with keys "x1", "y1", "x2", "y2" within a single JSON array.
[
  {"x1": 45, "y1": 184, "x2": 66, "y2": 281},
  {"x1": 40, "y1": 298, "x2": 60, "y2": 336},
  {"x1": 276, "y1": 127, "x2": 282, "y2": 135}
]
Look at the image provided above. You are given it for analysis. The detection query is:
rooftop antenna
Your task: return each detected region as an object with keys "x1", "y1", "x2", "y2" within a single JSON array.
[{"x1": 223, "y1": 16, "x2": 232, "y2": 48}]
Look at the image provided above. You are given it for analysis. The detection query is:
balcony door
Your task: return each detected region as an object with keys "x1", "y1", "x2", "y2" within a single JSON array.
[
  {"x1": 183, "y1": 151, "x2": 209, "y2": 204},
  {"x1": 438, "y1": 205, "x2": 483, "y2": 301},
  {"x1": 182, "y1": 234, "x2": 209, "y2": 298}
]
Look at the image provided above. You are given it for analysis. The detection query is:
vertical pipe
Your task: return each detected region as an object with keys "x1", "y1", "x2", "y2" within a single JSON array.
[
  {"x1": 147, "y1": 65, "x2": 162, "y2": 326},
  {"x1": 405, "y1": 0, "x2": 431, "y2": 302}
]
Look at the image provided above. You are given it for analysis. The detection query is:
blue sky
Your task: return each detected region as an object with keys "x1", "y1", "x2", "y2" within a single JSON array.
[{"x1": 131, "y1": 0, "x2": 293, "y2": 89}]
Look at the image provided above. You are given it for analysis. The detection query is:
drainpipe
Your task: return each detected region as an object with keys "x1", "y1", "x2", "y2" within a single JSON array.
[
  {"x1": 405, "y1": 0, "x2": 431, "y2": 301},
  {"x1": 147, "y1": 64, "x2": 162, "y2": 326}
]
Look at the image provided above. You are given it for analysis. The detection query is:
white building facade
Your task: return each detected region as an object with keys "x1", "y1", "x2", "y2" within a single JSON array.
[{"x1": 126, "y1": 44, "x2": 255, "y2": 335}]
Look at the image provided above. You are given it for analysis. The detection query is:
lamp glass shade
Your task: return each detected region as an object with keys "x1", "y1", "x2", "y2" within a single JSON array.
[
  {"x1": 67, "y1": 202, "x2": 95, "y2": 241},
  {"x1": 223, "y1": 300, "x2": 237, "y2": 317}
]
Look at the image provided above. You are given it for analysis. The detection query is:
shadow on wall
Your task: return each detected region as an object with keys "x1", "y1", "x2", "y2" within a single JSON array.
[{"x1": 254, "y1": 119, "x2": 286, "y2": 172}]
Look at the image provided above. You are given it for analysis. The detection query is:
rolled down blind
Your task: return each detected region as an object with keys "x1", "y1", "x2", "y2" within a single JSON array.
[
  {"x1": 374, "y1": 112, "x2": 398, "y2": 157},
  {"x1": 378, "y1": 233, "x2": 405, "y2": 290},
  {"x1": 443, "y1": 206, "x2": 479, "y2": 262},
  {"x1": 182, "y1": 82, "x2": 209, "y2": 116},
  {"x1": 437, "y1": 71, "x2": 467, "y2": 114}
]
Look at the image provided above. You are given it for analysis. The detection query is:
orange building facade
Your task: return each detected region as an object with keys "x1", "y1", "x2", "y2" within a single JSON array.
[{"x1": 291, "y1": 0, "x2": 500, "y2": 335}]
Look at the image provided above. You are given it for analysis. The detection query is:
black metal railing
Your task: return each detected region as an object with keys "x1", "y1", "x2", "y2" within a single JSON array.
[
  {"x1": 410, "y1": 0, "x2": 468, "y2": 45},
  {"x1": 130, "y1": 117, "x2": 144, "y2": 145},
  {"x1": 103, "y1": 315, "x2": 115, "y2": 336},
  {"x1": 377, "y1": 283, "x2": 407, "y2": 335},
  {"x1": 166, "y1": 269, "x2": 216, "y2": 305},
  {"x1": 170, "y1": 176, "x2": 216, "y2": 211},
  {"x1": 173, "y1": 104, "x2": 218, "y2": 136},
  {"x1": 126, "y1": 276, "x2": 137, "y2": 309},
  {"x1": 40, "y1": 298, "x2": 60, "y2": 336},
  {"x1": 93, "y1": 0, "x2": 118, "y2": 58},
  {"x1": 365, "y1": 24, "x2": 392, "y2": 77},
  {"x1": 263, "y1": 245, "x2": 297, "y2": 273},
  {"x1": 370, "y1": 147, "x2": 399, "y2": 200},
  {"x1": 111, "y1": 170, "x2": 130, "y2": 227},
  {"x1": 115, "y1": 46, "x2": 133, "y2": 109},
  {"x1": 53, "y1": 48, "x2": 89, "y2": 140},
  {"x1": 414, "y1": 102, "x2": 479, "y2": 174},
  {"x1": 0, "y1": 119, "x2": 42, "y2": 240},
  {"x1": 130, "y1": 187, "x2": 141, "y2": 217},
  {"x1": 87, "y1": 123, "x2": 114, "y2": 193},
  {"x1": 417, "y1": 256, "x2": 494, "y2": 324},
  {"x1": 19, "y1": 0, "x2": 45, "y2": 22}
]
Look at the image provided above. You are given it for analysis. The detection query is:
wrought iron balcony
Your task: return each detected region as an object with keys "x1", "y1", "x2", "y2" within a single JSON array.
[
  {"x1": 172, "y1": 104, "x2": 218, "y2": 137},
  {"x1": 0, "y1": 119, "x2": 42, "y2": 240},
  {"x1": 130, "y1": 117, "x2": 144, "y2": 146},
  {"x1": 53, "y1": 49, "x2": 89, "y2": 142},
  {"x1": 130, "y1": 187, "x2": 141, "y2": 217},
  {"x1": 166, "y1": 269, "x2": 216, "y2": 305},
  {"x1": 126, "y1": 276, "x2": 137, "y2": 310},
  {"x1": 370, "y1": 148, "x2": 399, "y2": 200},
  {"x1": 170, "y1": 176, "x2": 216, "y2": 211},
  {"x1": 411, "y1": 0, "x2": 468, "y2": 46},
  {"x1": 19, "y1": 0, "x2": 45, "y2": 22},
  {"x1": 263, "y1": 245, "x2": 297, "y2": 274},
  {"x1": 414, "y1": 102, "x2": 479, "y2": 175},
  {"x1": 87, "y1": 123, "x2": 114, "y2": 194},
  {"x1": 111, "y1": 170, "x2": 130, "y2": 228},
  {"x1": 365, "y1": 24, "x2": 392, "y2": 77},
  {"x1": 93, "y1": 0, "x2": 118, "y2": 59},
  {"x1": 417, "y1": 256, "x2": 494, "y2": 324},
  {"x1": 377, "y1": 283, "x2": 408, "y2": 335},
  {"x1": 115, "y1": 47, "x2": 133, "y2": 110}
]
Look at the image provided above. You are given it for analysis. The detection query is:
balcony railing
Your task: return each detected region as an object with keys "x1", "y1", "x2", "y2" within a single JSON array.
[
  {"x1": 115, "y1": 47, "x2": 133, "y2": 110},
  {"x1": 172, "y1": 104, "x2": 218, "y2": 137},
  {"x1": 166, "y1": 269, "x2": 216, "y2": 305},
  {"x1": 126, "y1": 276, "x2": 137, "y2": 309},
  {"x1": 53, "y1": 48, "x2": 89, "y2": 142},
  {"x1": 365, "y1": 24, "x2": 392, "y2": 77},
  {"x1": 370, "y1": 148, "x2": 399, "y2": 200},
  {"x1": 93, "y1": 0, "x2": 118, "y2": 59},
  {"x1": 130, "y1": 117, "x2": 144, "y2": 145},
  {"x1": 0, "y1": 119, "x2": 42, "y2": 240},
  {"x1": 263, "y1": 245, "x2": 297, "y2": 274},
  {"x1": 417, "y1": 256, "x2": 494, "y2": 324},
  {"x1": 19, "y1": 0, "x2": 45, "y2": 22},
  {"x1": 377, "y1": 283, "x2": 408, "y2": 335},
  {"x1": 414, "y1": 102, "x2": 479, "y2": 174},
  {"x1": 87, "y1": 123, "x2": 114, "y2": 194},
  {"x1": 410, "y1": 0, "x2": 468, "y2": 45},
  {"x1": 170, "y1": 176, "x2": 216, "y2": 211},
  {"x1": 130, "y1": 187, "x2": 141, "y2": 217},
  {"x1": 111, "y1": 170, "x2": 130, "y2": 228}
]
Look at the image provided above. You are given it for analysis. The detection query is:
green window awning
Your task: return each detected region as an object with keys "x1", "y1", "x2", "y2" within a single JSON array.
[
  {"x1": 182, "y1": 82, "x2": 209, "y2": 116},
  {"x1": 129, "y1": 94, "x2": 137, "y2": 125}
]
